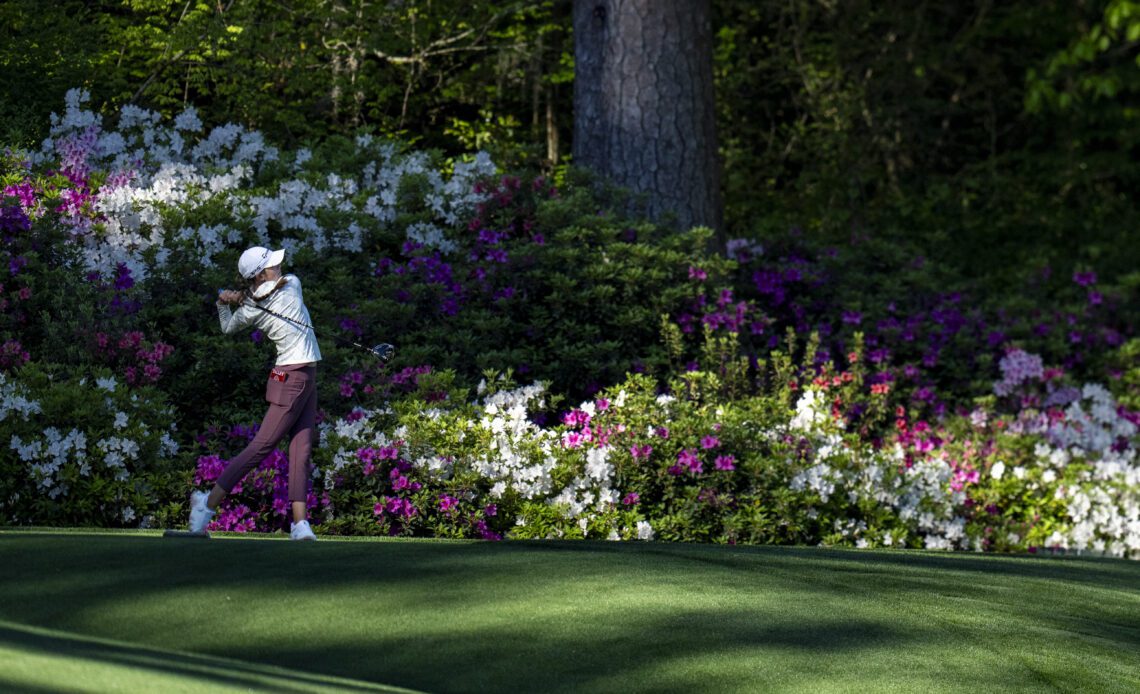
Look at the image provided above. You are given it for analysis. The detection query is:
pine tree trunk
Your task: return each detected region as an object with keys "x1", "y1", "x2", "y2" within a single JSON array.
[{"x1": 572, "y1": 0, "x2": 724, "y2": 237}]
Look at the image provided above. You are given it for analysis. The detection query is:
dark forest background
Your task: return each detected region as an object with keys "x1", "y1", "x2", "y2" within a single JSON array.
[{"x1": 3, "y1": 0, "x2": 1139, "y2": 287}]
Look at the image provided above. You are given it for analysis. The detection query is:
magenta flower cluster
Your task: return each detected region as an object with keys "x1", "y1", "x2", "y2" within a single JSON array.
[
  {"x1": 561, "y1": 402, "x2": 624, "y2": 449},
  {"x1": 0, "y1": 339, "x2": 29, "y2": 370},
  {"x1": 92, "y1": 330, "x2": 174, "y2": 385},
  {"x1": 194, "y1": 448, "x2": 322, "y2": 533}
]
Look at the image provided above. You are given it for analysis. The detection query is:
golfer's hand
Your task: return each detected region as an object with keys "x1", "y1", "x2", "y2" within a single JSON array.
[{"x1": 217, "y1": 290, "x2": 243, "y2": 305}]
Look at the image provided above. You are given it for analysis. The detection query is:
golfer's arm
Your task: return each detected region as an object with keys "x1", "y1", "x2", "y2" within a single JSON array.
[{"x1": 216, "y1": 301, "x2": 253, "y2": 334}]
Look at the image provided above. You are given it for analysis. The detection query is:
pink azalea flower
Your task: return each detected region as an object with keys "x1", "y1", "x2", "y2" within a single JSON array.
[
  {"x1": 678, "y1": 449, "x2": 702, "y2": 474},
  {"x1": 630, "y1": 444, "x2": 653, "y2": 460},
  {"x1": 715, "y1": 455, "x2": 736, "y2": 471}
]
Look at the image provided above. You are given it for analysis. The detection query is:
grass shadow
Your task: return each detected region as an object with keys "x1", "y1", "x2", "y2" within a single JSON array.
[
  {"x1": 0, "y1": 620, "x2": 418, "y2": 693},
  {"x1": 1, "y1": 531, "x2": 1138, "y2": 692}
]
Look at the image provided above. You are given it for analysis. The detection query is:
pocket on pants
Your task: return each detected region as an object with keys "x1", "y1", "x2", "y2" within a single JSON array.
[{"x1": 265, "y1": 375, "x2": 298, "y2": 406}]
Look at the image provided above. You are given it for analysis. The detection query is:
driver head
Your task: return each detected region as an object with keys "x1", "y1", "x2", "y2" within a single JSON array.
[{"x1": 371, "y1": 343, "x2": 395, "y2": 362}]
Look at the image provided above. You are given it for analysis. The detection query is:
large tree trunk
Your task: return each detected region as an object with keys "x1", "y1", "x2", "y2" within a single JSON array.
[{"x1": 573, "y1": 0, "x2": 724, "y2": 237}]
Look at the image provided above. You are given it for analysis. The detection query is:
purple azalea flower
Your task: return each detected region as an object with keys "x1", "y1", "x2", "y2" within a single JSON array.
[
  {"x1": 113, "y1": 263, "x2": 134, "y2": 290},
  {"x1": 8, "y1": 255, "x2": 27, "y2": 276},
  {"x1": 678, "y1": 449, "x2": 703, "y2": 474}
]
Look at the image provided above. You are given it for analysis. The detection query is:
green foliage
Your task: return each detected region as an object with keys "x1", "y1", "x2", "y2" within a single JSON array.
[
  {"x1": 301, "y1": 170, "x2": 735, "y2": 410},
  {"x1": 315, "y1": 378, "x2": 516, "y2": 540},
  {"x1": 0, "y1": 1, "x2": 106, "y2": 148},
  {"x1": 713, "y1": 0, "x2": 1140, "y2": 291},
  {"x1": 1026, "y1": 0, "x2": 1140, "y2": 113},
  {"x1": 5, "y1": 0, "x2": 1138, "y2": 299},
  {"x1": 1113, "y1": 338, "x2": 1140, "y2": 410},
  {"x1": 0, "y1": 363, "x2": 183, "y2": 527},
  {"x1": 1, "y1": 0, "x2": 572, "y2": 165},
  {"x1": 2, "y1": 60, "x2": 1137, "y2": 556}
]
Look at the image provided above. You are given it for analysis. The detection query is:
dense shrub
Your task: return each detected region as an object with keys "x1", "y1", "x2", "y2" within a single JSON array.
[
  {"x1": 1, "y1": 92, "x2": 1137, "y2": 558},
  {"x1": 0, "y1": 364, "x2": 183, "y2": 526}
]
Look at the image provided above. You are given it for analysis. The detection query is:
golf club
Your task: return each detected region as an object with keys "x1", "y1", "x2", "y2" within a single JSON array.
[{"x1": 221, "y1": 289, "x2": 395, "y2": 362}]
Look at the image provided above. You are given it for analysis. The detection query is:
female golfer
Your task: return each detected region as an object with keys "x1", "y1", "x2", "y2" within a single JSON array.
[{"x1": 188, "y1": 246, "x2": 321, "y2": 540}]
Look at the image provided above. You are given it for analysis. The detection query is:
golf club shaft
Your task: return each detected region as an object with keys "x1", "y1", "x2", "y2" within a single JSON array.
[{"x1": 235, "y1": 298, "x2": 389, "y2": 360}]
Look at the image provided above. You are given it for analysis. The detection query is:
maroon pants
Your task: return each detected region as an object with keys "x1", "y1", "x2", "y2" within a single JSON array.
[{"x1": 216, "y1": 364, "x2": 317, "y2": 502}]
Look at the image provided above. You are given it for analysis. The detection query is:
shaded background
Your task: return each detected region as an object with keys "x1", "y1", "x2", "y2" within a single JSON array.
[{"x1": 3, "y1": 0, "x2": 1139, "y2": 286}]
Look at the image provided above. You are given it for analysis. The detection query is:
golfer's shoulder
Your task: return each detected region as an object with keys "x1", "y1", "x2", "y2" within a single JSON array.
[{"x1": 282, "y1": 274, "x2": 307, "y2": 299}]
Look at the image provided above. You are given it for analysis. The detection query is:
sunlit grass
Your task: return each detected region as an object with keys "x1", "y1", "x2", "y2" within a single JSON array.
[
  {"x1": 1, "y1": 529, "x2": 1138, "y2": 693},
  {"x1": 0, "y1": 621, "x2": 416, "y2": 693}
]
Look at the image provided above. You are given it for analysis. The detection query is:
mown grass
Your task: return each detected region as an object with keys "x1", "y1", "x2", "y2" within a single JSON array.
[{"x1": 0, "y1": 529, "x2": 1137, "y2": 693}]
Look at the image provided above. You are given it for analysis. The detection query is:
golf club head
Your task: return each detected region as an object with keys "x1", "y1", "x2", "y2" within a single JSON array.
[{"x1": 371, "y1": 343, "x2": 395, "y2": 362}]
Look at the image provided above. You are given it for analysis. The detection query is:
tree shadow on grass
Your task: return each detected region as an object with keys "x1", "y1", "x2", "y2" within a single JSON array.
[
  {"x1": 234, "y1": 604, "x2": 1138, "y2": 694},
  {"x1": 507, "y1": 538, "x2": 1140, "y2": 590},
  {"x1": 280, "y1": 612, "x2": 908, "y2": 693},
  {"x1": 0, "y1": 620, "x2": 418, "y2": 693},
  {"x1": 1, "y1": 532, "x2": 1138, "y2": 692}
]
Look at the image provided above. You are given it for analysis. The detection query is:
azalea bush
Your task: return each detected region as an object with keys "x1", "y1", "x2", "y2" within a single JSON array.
[
  {"x1": 1, "y1": 91, "x2": 1137, "y2": 558},
  {"x1": 286, "y1": 340, "x2": 1139, "y2": 556},
  {"x1": 0, "y1": 364, "x2": 182, "y2": 527}
]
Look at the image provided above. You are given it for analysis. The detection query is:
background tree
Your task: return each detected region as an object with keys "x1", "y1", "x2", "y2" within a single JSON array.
[
  {"x1": 712, "y1": 0, "x2": 1139, "y2": 284},
  {"x1": 2, "y1": 0, "x2": 1137, "y2": 287},
  {"x1": 572, "y1": 0, "x2": 724, "y2": 236},
  {"x1": 0, "y1": 0, "x2": 571, "y2": 166}
]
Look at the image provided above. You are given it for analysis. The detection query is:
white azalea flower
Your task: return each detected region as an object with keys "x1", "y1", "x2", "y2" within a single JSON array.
[{"x1": 636, "y1": 520, "x2": 655, "y2": 541}]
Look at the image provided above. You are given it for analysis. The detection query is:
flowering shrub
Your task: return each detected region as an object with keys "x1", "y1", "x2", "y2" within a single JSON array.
[
  {"x1": 314, "y1": 373, "x2": 518, "y2": 540},
  {"x1": 292, "y1": 349, "x2": 1137, "y2": 556},
  {"x1": 1, "y1": 92, "x2": 1137, "y2": 559},
  {"x1": 1114, "y1": 338, "x2": 1140, "y2": 411},
  {"x1": 190, "y1": 426, "x2": 325, "y2": 534},
  {"x1": 0, "y1": 364, "x2": 182, "y2": 526}
]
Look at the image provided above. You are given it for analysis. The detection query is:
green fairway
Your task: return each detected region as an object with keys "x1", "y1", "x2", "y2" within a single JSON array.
[{"x1": 0, "y1": 530, "x2": 1137, "y2": 693}]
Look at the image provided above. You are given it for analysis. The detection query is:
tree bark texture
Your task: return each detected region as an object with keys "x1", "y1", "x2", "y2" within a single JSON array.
[{"x1": 573, "y1": 0, "x2": 723, "y2": 235}]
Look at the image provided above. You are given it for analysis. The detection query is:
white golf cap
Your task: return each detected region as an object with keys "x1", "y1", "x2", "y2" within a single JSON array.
[{"x1": 238, "y1": 246, "x2": 285, "y2": 279}]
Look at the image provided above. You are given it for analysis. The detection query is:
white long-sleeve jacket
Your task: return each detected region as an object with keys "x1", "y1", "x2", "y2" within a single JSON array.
[{"x1": 216, "y1": 274, "x2": 322, "y2": 366}]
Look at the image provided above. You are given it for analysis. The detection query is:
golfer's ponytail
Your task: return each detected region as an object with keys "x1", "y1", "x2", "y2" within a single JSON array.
[{"x1": 245, "y1": 276, "x2": 289, "y2": 303}]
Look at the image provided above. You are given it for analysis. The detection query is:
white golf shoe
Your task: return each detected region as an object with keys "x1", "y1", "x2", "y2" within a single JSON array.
[
  {"x1": 188, "y1": 490, "x2": 215, "y2": 533},
  {"x1": 290, "y1": 519, "x2": 317, "y2": 541}
]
